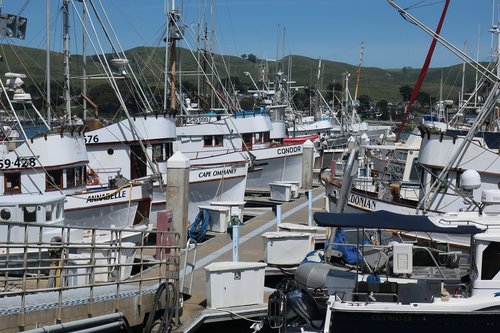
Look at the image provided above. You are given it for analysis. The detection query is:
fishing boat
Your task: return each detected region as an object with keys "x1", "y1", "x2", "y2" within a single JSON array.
[
  {"x1": 0, "y1": 1, "x2": 154, "y2": 233},
  {"x1": 175, "y1": 108, "x2": 302, "y2": 190},
  {"x1": 287, "y1": 207, "x2": 499, "y2": 332},
  {"x1": 84, "y1": 113, "x2": 249, "y2": 223},
  {"x1": 160, "y1": 3, "x2": 304, "y2": 191},
  {"x1": 321, "y1": 0, "x2": 500, "y2": 219}
]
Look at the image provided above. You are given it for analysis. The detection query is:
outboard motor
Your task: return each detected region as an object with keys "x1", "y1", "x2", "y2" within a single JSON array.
[{"x1": 286, "y1": 289, "x2": 326, "y2": 331}]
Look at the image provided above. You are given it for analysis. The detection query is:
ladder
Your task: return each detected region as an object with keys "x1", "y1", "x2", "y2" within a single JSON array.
[{"x1": 180, "y1": 238, "x2": 197, "y2": 296}]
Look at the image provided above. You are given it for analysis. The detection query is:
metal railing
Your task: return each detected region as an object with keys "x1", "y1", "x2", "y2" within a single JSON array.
[{"x1": 0, "y1": 220, "x2": 181, "y2": 326}]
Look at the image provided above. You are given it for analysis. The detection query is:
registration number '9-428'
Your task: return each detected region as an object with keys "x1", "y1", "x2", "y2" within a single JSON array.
[{"x1": 0, "y1": 157, "x2": 37, "y2": 169}]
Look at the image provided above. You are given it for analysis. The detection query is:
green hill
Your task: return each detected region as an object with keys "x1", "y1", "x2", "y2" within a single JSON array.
[{"x1": 0, "y1": 44, "x2": 481, "y2": 106}]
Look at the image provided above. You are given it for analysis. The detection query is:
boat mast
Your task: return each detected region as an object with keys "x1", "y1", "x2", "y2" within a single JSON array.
[
  {"x1": 460, "y1": 41, "x2": 467, "y2": 109},
  {"x1": 46, "y1": 0, "x2": 51, "y2": 125},
  {"x1": 63, "y1": 0, "x2": 71, "y2": 125},
  {"x1": 82, "y1": 0, "x2": 87, "y2": 120},
  {"x1": 167, "y1": 0, "x2": 182, "y2": 113},
  {"x1": 163, "y1": 0, "x2": 169, "y2": 112},
  {"x1": 354, "y1": 41, "x2": 364, "y2": 100},
  {"x1": 393, "y1": 0, "x2": 450, "y2": 141}
]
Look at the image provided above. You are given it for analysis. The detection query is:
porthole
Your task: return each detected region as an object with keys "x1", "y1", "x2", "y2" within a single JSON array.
[{"x1": 0, "y1": 208, "x2": 11, "y2": 221}]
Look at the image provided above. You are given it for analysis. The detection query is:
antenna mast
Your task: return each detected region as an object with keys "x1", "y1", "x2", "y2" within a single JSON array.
[{"x1": 354, "y1": 41, "x2": 364, "y2": 100}]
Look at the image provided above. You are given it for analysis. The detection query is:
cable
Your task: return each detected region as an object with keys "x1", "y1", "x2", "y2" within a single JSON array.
[
  {"x1": 187, "y1": 209, "x2": 209, "y2": 242},
  {"x1": 143, "y1": 281, "x2": 178, "y2": 333}
]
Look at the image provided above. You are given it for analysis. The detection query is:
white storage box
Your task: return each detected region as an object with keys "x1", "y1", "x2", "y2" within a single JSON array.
[
  {"x1": 262, "y1": 231, "x2": 315, "y2": 265},
  {"x1": 392, "y1": 242, "x2": 413, "y2": 274},
  {"x1": 79, "y1": 242, "x2": 136, "y2": 282},
  {"x1": 205, "y1": 261, "x2": 267, "y2": 308},
  {"x1": 209, "y1": 201, "x2": 246, "y2": 222},
  {"x1": 64, "y1": 253, "x2": 92, "y2": 286},
  {"x1": 278, "y1": 223, "x2": 327, "y2": 241},
  {"x1": 270, "y1": 182, "x2": 294, "y2": 202},
  {"x1": 277, "y1": 181, "x2": 300, "y2": 198},
  {"x1": 198, "y1": 205, "x2": 230, "y2": 233}
]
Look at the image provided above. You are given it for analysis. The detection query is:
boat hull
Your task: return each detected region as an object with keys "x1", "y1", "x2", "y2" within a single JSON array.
[
  {"x1": 64, "y1": 184, "x2": 152, "y2": 229},
  {"x1": 152, "y1": 163, "x2": 248, "y2": 223},
  {"x1": 329, "y1": 310, "x2": 500, "y2": 332}
]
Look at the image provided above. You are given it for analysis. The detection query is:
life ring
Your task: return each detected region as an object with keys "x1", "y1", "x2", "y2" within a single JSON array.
[{"x1": 86, "y1": 168, "x2": 100, "y2": 186}]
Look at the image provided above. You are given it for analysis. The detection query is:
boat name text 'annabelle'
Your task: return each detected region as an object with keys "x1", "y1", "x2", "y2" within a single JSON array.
[{"x1": 86, "y1": 190, "x2": 127, "y2": 203}]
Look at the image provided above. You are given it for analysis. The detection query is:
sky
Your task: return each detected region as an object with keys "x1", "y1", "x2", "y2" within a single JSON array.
[{"x1": 0, "y1": 0, "x2": 497, "y2": 69}]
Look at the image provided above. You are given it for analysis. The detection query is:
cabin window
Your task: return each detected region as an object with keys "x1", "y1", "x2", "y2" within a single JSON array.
[
  {"x1": 152, "y1": 144, "x2": 164, "y2": 162},
  {"x1": 263, "y1": 131, "x2": 270, "y2": 143},
  {"x1": 46, "y1": 169, "x2": 63, "y2": 190},
  {"x1": 75, "y1": 166, "x2": 85, "y2": 186},
  {"x1": 66, "y1": 168, "x2": 75, "y2": 188},
  {"x1": 213, "y1": 135, "x2": 223, "y2": 146},
  {"x1": 203, "y1": 135, "x2": 223, "y2": 147},
  {"x1": 130, "y1": 145, "x2": 147, "y2": 179},
  {"x1": 408, "y1": 158, "x2": 421, "y2": 182},
  {"x1": 165, "y1": 142, "x2": 173, "y2": 159},
  {"x1": 430, "y1": 169, "x2": 447, "y2": 192},
  {"x1": 153, "y1": 143, "x2": 174, "y2": 161},
  {"x1": 45, "y1": 202, "x2": 62, "y2": 222},
  {"x1": 481, "y1": 242, "x2": 500, "y2": 280},
  {"x1": 22, "y1": 205, "x2": 37, "y2": 223},
  {"x1": 243, "y1": 133, "x2": 252, "y2": 145},
  {"x1": 4, "y1": 172, "x2": 21, "y2": 193}
]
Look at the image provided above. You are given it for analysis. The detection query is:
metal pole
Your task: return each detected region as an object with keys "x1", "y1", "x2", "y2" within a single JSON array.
[
  {"x1": 308, "y1": 190, "x2": 313, "y2": 226},
  {"x1": 46, "y1": 0, "x2": 51, "y2": 125},
  {"x1": 232, "y1": 224, "x2": 239, "y2": 262},
  {"x1": 63, "y1": 0, "x2": 71, "y2": 125},
  {"x1": 276, "y1": 204, "x2": 282, "y2": 231}
]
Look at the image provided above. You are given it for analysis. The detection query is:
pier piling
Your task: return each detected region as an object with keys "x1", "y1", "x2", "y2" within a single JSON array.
[
  {"x1": 301, "y1": 140, "x2": 314, "y2": 190},
  {"x1": 167, "y1": 151, "x2": 190, "y2": 248}
]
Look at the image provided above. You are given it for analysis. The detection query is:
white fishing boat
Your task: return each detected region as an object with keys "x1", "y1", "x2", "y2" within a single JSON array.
[
  {"x1": 272, "y1": 205, "x2": 500, "y2": 332},
  {"x1": 0, "y1": 193, "x2": 70, "y2": 260},
  {"x1": 84, "y1": 113, "x2": 248, "y2": 223},
  {"x1": 175, "y1": 109, "x2": 303, "y2": 190},
  {"x1": 162, "y1": 3, "x2": 304, "y2": 191},
  {"x1": 321, "y1": 1, "x2": 500, "y2": 219},
  {"x1": 322, "y1": 129, "x2": 423, "y2": 214}
]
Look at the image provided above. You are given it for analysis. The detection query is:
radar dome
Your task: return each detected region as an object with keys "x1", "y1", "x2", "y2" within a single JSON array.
[{"x1": 460, "y1": 169, "x2": 481, "y2": 190}]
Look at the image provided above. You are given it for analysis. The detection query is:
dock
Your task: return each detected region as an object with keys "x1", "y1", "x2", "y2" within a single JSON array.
[
  {"x1": 173, "y1": 185, "x2": 327, "y2": 332},
  {"x1": 0, "y1": 185, "x2": 327, "y2": 332}
]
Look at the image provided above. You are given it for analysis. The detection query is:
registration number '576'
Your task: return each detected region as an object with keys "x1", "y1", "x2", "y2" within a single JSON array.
[{"x1": 0, "y1": 157, "x2": 37, "y2": 169}]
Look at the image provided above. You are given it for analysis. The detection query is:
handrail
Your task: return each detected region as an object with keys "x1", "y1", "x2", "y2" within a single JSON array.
[{"x1": 0, "y1": 221, "x2": 181, "y2": 327}]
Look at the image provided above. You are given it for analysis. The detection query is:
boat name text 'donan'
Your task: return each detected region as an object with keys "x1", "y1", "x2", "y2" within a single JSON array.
[{"x1": 348, "y1": 193, "x2": 376, "y2": 211}]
